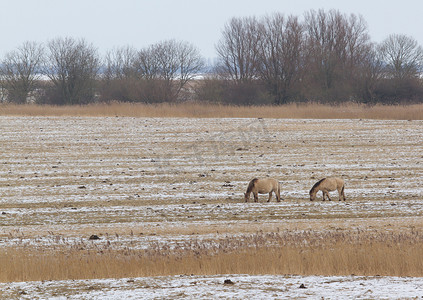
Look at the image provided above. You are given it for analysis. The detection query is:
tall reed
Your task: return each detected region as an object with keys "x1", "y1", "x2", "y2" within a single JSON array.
[
  {"x1": 1, "y1": 102, "x2": 422, "y2": 119},
  {"x1": 2, "y1": 230, "x2": 422, "y2": 282}
]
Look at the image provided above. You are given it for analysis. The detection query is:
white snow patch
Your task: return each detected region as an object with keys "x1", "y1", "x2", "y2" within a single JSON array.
[{"x1": 1, "y1": 274, "x2": 423, "y2": 299}]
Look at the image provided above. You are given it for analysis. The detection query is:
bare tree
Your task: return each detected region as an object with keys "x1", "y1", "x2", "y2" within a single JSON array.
[
  {"x1": 303, "y1": 9, "x2": 371, "y2": 102},
  {"x1": 378, "y1": 34, "x2": 423, "y2": 80},
  {"x1": 136, "y1": 46, "x2": 160, "y2": 80},
  {"x1": 104, "y1": 46, "x2": 137, "y2": 80},
  {"x1": 375, "y1": 34, "x2": 423, "y2": 103},
  {"x1": 134, "y1": 40, "x2": 204, "y2": 102},
  {"x1": 0, "y1": 41, "x2": 44, "y2": 103},
  {"x1": 355, "y1": 44, "x2": 384, "y2": 102},
  {"x1": 0, "y1": 83, "x2": 6, "y2": 103},
  {"x1": 44, "y1": 37, "x2": 100, "y2": 105},
  {"x1": 344, "y1": 14, "x2": 371, "y2": 78},
  {"x1": 100, "y1": 46, "x2": 138, "y2": 102},
  {"x1": 215, "y1": 16, "x2": 261, "y2": 83},
  {"x1": 304, "y1": 10, "x2": 348, "y2": 96},
  {"x1": 257, "y1": 13, "x2": 304, "y2": 104},
  {"x1": 175, "y1": 40, "x2": 206, "y2": 98}
]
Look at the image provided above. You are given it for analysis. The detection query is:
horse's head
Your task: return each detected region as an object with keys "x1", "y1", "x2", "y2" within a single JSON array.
[
  {"x1": 309, "y1": 190, "x2": 316, "y2": 201},
  {"x1": 244, "y1": 192, "x2": 250, "y2": 202}
]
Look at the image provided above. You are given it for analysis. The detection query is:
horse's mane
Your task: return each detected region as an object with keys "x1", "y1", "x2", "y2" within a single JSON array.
[
  {"x1": 246, "y1": 178, "x2": 259, "y2": 193},
  {"x1": 310, "y1": 178, "x2": 326, "y2": 193}
]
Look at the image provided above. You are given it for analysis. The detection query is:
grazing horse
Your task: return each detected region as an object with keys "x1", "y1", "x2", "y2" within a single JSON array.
[
  {"x1": 309, "y1": 177, "x2": 345, "y2": 201},
  {"x1": 244, "y1": 178, "x2": 281, "y2": 202}
]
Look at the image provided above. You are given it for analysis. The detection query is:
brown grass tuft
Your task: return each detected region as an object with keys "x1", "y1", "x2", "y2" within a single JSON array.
[
  {"x1": 1, "y1": 102, "x2": 422, "y2": 119},
  {"x1": 2, "y1": 230, "x2": 423, "y2": 282}
]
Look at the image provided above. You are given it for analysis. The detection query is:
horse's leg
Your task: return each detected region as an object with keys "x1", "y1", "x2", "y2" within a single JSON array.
[
  {"x1": 267, "y1": 192, "x2": 272, "y2": 202},
  {"x1": 326, "y1": 191, "x2": 332, "y2": 201},
  {"x1": 254, "y1": 192, "x2": 258, "y2": 202},
  {"x1": 341, "y1": 185, "x2": 346, "y2": 201},
  {"x1": 276, "y1": 189, "x2": 281, "y2": 202},
  {"x1": 322, "y1": 191, "x2": 326, "y2": 201}
]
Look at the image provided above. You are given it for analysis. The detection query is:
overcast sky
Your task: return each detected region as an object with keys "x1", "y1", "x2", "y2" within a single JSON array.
[{"x1": 1, "y1": 0, "x2": 422, "y2": 59}]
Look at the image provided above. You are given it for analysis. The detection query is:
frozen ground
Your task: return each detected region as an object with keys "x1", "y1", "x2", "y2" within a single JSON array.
[
  {"x1": 1, "y1": 116, "x2": 422, "y2": 297},
  {"x1": 1, "y1": 274, "x2": 423, "y2": 299},
  {"x1": 1, "y1": 117, "x2": 422, "y2": 236}
]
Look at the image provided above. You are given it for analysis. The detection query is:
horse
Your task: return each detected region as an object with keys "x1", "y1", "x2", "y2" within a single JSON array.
[
  {"x1": 309, "y1": 177, "x2": 345, "y2": 201},
  {"x1": 244, "y1": 178, "x2": 281, "y2": 202}
]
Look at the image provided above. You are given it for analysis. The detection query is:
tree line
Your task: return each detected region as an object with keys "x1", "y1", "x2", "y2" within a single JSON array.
[{"x1": 1, "y1": 9, "x2": 423, "y2": 105}]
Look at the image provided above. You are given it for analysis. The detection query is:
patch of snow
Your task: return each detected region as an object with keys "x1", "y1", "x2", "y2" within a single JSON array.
[{"x1": 1, "y1": 275, "x2": 423, "y2": 299}]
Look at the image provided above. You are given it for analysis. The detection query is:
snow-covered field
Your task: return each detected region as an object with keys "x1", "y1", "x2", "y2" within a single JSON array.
[
  {"x1": 2, "y1": 274, "x2": 423, "y2": 299},
  {"x1": 1, "y1": 116, "x2": 422, "y2": 298}
]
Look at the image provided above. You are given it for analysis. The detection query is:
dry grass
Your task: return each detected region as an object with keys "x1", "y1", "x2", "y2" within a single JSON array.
[
  {"x1": 1, "y1": 230, "x2": 423, "y2": 282},
  {"x1": 1, "y1": 102, "x2": 422, "y2": 119}
]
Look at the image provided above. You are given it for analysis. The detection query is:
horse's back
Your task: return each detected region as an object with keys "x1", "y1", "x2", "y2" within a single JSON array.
[
  {"x1": 333, "y1": 177, "x2": 344, "y2": 187},
  {"x1": 255, "y1": 178, "x2": 278, "y2": 193},
  {"x1": 325, "y1": 177, "x2": 344, "y2": 189}
]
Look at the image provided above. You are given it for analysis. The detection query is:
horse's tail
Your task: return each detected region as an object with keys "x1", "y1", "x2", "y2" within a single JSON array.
[
  {"x1": 246, "y1": 178, "x2": 258, "y2": 193},
  {"x1": 277, "y1": 181, "x2": 281, "y2": 200}
]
